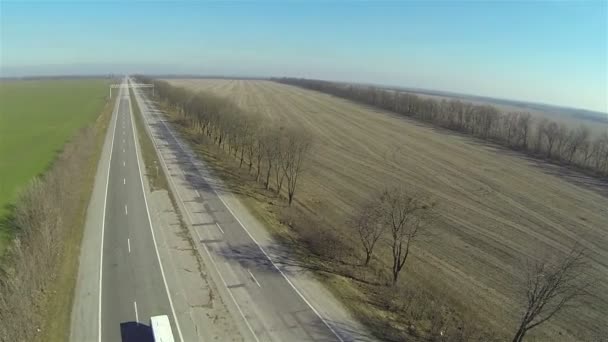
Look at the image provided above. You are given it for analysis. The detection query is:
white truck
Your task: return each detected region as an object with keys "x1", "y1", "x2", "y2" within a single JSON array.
[{"x1": 150, "y1": 315, "x2": 175, "y2": 342}]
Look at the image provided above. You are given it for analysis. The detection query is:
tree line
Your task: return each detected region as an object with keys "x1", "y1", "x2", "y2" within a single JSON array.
[
  {"x1": 274, "y1": 78, "x2": 608, "y2": 178},
  {"x1": 138, "y1": 76, "x2": 592, "y2": 341},
  {"x1": 0, "y1": 115, "x2": 103, "y2": 341},
  {"x1": 136, "y1": 76, "x2": 312, "y2": 206}
]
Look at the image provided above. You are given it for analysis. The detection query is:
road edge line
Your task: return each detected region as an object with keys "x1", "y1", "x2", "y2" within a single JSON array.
[
  {"x1": 98, "y1": 78, "x2": 122, "y2": 342},
  {"x1": 131, "y1": 86, "x2": 260, "y2": 342}
]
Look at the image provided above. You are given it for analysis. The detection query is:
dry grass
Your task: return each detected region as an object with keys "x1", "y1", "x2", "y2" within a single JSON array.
[
  {"x1": 40, "y1": 97, "x2": 114, "y2": 342},
  {"x1": 130, "y1": 90, "x2": 169, "y2": 191},
  {"x1": 168, "y1": 79, "x2": 608, "y2": 341}
]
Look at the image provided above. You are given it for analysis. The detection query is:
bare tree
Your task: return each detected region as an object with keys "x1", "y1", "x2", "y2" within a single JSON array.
[
  {"x1": 512, "y1": 247, "x2": 590, "y2": 342},
  {"x1": 350, "y1": 198, "x2": 384, "y2": 265},
  {"x1": 554, "y1": 123, "x2": 570, "y2": 160},
  {"x1": 272, "y1": 131, "x2": 287, "y2": 194},
  {"x1": 565, "y1": 125, "x2": 590, "y2": 163},
  {"x1": 263, "y1": 131, "x2": 280, "y2": 189},
  {"x1": 281, "y1": 129, "x2": 312, "y2": 205},
  {"x1": 378, "y1": 187, "x2": 435, "y2": 285},
  {"x1": 254, "y1": 132, "x2": 268, "y2": 181},
  {"x1": 516, "y1": 113, "x2": 533, "y2": 149},
  {"x1": 543, "y1": 121, "x2": 559, "y2": 158}
]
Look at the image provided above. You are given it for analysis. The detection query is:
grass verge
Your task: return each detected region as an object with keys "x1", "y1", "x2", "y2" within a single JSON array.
[
  {"x1": 129, "y1": 89, "x2": 169, "y2": 191},
  {"x1": 39, "y1": 96, "x2": 114, "y2": 342}
]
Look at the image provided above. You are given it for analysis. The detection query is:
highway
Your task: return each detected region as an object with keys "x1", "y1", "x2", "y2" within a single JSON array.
[
  {"x1": 131, "y1": 79, "x2": 351, "y2": 342},
  {"x1": 70, "y1": 77, "x2": 371, "y2": 342},
  {"x1": 99, "y1": 79, "x2": 181, "y2": 341}
]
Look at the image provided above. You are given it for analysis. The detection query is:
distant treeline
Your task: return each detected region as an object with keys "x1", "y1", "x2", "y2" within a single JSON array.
[{"x1": 273, "y1": 78, "x2": 608, "y2": 177}]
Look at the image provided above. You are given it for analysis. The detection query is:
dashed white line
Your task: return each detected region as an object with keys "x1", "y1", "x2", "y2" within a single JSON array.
[
  {"x1": 123, "y1": 161, "x2": 125, "y2": 167},
  {"x1": 123, "y1": 148, "x2": 125, "y2": 153},
  {"x1": 125, "y1": 204, "x2": 128, "y2": 215},
  {"x1": 123, "y1": 178, "x2": 126, "y2": 185},
  {"x1": 248, "y1": 269, "x2": 261, "y2": 288},
  {"x1": 133, "y1": 301, "x2": 139, "y2": 323},
  {"x1": 127, "y1": 84, "x2": 185, "y2": 341},
  {"x1": 215, "y1": 222, "x2": 224, "y2": 234},
  {"x1": 127, "y1": 238, "x2": 131, "y2": 253}
]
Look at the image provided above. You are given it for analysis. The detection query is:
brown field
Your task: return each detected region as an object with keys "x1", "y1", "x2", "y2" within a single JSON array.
[{"x1": 168, "y1": 79, "x2": 608, "y2": 340}]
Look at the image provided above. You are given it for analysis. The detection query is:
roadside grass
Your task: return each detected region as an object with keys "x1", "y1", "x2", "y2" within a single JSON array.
[
  {"x1": 39, "y1": 96, "x2": 114, "y2": 342},
  {"x1": 0, "y1": 79, "x2": 109, "y2": 256},
  {"x1": 129, "y1": 89, "x2": 169, "y2": 191}
]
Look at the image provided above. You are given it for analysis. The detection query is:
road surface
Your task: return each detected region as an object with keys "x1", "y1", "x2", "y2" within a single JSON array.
[
  {"x1": 70, "y1": 76, "x2": 372, "y2": 342},
  {"x1": 131, "y1": 79, "x2": 373, "y2": 341},
  {"x1": 100, "y1": 80, "x2": 181, "y2": 340}
]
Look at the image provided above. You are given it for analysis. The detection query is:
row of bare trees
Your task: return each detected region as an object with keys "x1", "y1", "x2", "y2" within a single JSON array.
[
  {"x1": 275, "y1": 78, "x2": 608, "y2": 177},
  {"x1": 0, "y1": 121, "x2": 100, "y2": 341},
  {"x1": 137, "y1": 77, "x2": 312, "y2": 205}
]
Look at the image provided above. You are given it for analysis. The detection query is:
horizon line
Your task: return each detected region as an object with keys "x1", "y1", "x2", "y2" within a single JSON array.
[{"x1": 1, "y1": 72, "x2": 606, "y2": 116}]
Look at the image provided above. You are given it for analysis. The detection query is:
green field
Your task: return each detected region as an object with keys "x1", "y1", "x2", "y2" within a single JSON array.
[{"x1": 0, "y1": 79, "x2": 109, "y2": 255}]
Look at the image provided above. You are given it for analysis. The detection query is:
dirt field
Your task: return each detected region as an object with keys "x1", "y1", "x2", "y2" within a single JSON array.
[{"x1": 168, "y1": 79, "x2": 608, "y2": 340}]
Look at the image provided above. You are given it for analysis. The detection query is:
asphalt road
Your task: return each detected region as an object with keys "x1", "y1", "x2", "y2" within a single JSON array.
[
  {"x1": 131, "y1": 79, "x2": 352, "y2": 342},
  {"x1": 101, "y1": 79, "x2": 180, "y2": 341},
  {"x1": 71, "y1": 77, "x2": 370, "y2": 342}
]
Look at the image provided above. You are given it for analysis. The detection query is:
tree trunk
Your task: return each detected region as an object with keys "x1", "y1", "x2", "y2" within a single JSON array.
[
  {"x1": 265, "y1": 163, "x2": 272, "y2": 189},
  {"x1": 364, "y1": 253, "x2": 371, "y2": 266},
  {"x1": 512, "y1": 325, "x2": 527, "y2": 342}
]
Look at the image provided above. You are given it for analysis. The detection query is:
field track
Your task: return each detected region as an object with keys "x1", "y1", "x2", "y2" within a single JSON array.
[{"x1": 169, "y1": 79, "x2": 608, "y2": 340}]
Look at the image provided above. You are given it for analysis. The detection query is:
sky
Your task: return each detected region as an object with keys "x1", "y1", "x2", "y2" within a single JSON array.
[{"x1": 1, "y1": 1, "x2": 607, "y2": 113}]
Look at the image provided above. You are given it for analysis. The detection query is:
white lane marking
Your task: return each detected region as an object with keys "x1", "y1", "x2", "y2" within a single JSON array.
[
  {"x1": 123, "y1": 178, "x2": 126, "y2": 185},
  {"x1": 248, "y1": 269, "x2": 261, "y2": 288},
  {"x1": 146, "y1": 92, "x2": 345, "y2": 342},
  {"x1": 99, "y1": 78, "x2": 123, "y2": 342},
  {"x1": 123, "y1": 148, "x2": 125, "y2": 153},
  {"x1": 125, "y1": 204, "x2": 128, "y2": 215},
  {"x1": 127, "y1": 238, "x2": 131, "y2": 253},
  {"x1": 127, "y1": 85, "x2": 185, "y2": 342},
  {"x1": 134, "y1": 301, "x2": 139, "y2": 323},
  {"x1": 215, "y1": 222, "x2": 224, "y2": 234},
  {"x1": 191, "y1": 223, "x2": 260, "y2": 342},
  {"x1": 123, "y1": 161, "x2": 125, "y2": 167},
  {"x1": 218, "y1": 192, "x2": 345, "y2": 341},
  {"x1": 132, "y1": 88, "x2": 258, "y2": 342}
]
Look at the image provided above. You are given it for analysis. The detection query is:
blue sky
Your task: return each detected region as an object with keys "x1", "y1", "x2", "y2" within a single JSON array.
[{"x1": 1, "y1": 1, "x2": 606, "y2": 113}]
